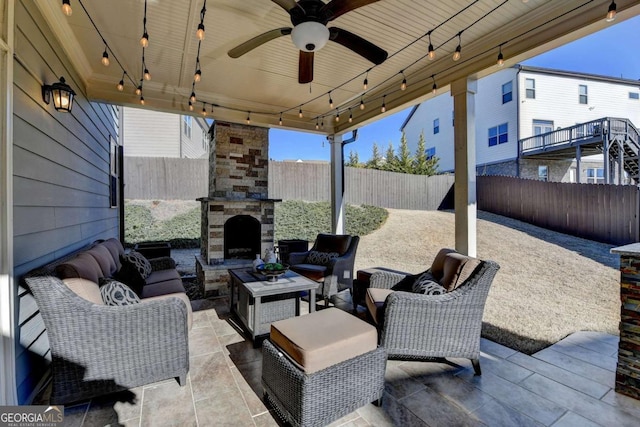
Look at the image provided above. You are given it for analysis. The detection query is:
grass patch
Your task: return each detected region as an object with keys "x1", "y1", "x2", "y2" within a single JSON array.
[{"x1": 125, "y1": 200, "x2": 388, "y2": 248}]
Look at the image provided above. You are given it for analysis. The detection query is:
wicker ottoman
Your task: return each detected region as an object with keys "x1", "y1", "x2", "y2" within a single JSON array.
[{"x1": 262, "y1": 308, "x2": 386, "y2": 427}]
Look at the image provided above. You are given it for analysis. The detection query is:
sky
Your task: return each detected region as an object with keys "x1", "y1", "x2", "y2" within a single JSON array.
[{"x1": 268, "y1": 14, "x2": 640, "y2": 162}]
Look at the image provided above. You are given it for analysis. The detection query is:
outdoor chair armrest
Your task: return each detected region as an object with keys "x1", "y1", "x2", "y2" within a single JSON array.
[
  {"x1": 148, "y1": 256, "x2": 177, "y2": 271},
  {"x1": 288, "y1": 251, "x2": 310, "y2": 265},
  {"x1": 369, "y1": 271, "x2": 409, "y2": 290}
]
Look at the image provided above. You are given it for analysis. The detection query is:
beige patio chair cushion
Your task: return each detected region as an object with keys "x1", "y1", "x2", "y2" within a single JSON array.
[
  {"x1": 62, "y1": 277, "x2": 104, "y2": 305},
  {"x1": 366, "y1": 288, "x2": 393, "y2": 325},
  {"x1": 440, "y1": 253, "x2": 482, "y2": 291},
  {"x1": 270, "y1": 307, "x2": 377, "y2": 373}
]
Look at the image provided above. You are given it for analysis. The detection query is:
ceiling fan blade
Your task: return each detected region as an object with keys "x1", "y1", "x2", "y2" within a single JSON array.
[
  {"x1": 321, "y1": 0, "x2": 380, "y2": 22},
  {"x1": 228, "y1": 28, "x2": 292, "y2": 58},
  {"x1": 271, "y1": 0, "x2": 306, "y2": 18},
  {"x1": 299, "y1": 51, "x2": 314, "y2": 84},
  {"x1": 329, "y1": 27, "x2": 387, "y2": 65}
]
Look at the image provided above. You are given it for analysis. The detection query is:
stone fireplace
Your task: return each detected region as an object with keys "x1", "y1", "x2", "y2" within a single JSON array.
[{"x1": 196, "y1": 121, "x2": 280, "y2": 296}]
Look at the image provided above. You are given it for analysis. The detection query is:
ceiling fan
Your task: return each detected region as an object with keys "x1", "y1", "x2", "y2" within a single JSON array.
[{"x1": 228, "y1": 0, "x2": 388, "y2": 84}]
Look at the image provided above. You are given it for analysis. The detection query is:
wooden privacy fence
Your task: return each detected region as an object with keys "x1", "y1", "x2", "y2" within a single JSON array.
[
  {"x1": 124, "y1": 157, "x2": 454, "y2": 210},
  {"x1": 478, "y1": 175, "x2": 640, "y2": 245}
]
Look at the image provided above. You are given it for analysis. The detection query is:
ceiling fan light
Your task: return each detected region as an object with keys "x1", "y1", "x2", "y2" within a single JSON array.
[{"x1": 291, "y1": 21, "x2": 330, "y2": 52}]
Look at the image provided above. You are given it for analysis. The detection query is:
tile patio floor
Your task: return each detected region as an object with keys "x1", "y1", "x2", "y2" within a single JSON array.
[{"x1": 61, "y1": 292, "x2": 640, "y2": 427}]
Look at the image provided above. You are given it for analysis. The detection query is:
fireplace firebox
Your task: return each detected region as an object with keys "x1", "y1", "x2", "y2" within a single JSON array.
[{"x1": 224, "y1": 215, "x2": 260, "y2": 260}]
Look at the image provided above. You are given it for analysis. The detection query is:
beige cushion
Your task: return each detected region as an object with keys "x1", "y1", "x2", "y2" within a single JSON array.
[
  {"x1": 143, "y1": 293, "x2": 193, "y2": 330},
  {"x1": 365, "y1": 288, "x2": 394, "y2": 325},
  {"x1": 430, "y1": 248, "x2": 456, "y2": 281},
  {"x1": 440, "y1": 253, "x2": 482, "y2": 291},
  {"x1": 270, "y1": 307, "x2": 377, "y2": 373},
  {"x1": 62, "y1": 278, "x2": 104, "y2": 305}
]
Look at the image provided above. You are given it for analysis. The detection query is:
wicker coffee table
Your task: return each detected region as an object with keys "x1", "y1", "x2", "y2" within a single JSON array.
[{"x1": 229, "y1": 268, "x2": 317, "y2": 346}]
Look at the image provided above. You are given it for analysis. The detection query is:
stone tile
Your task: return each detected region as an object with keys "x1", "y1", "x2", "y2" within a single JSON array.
[
  {"x1": 533, "y1": 348, "x2": 615, "y2": 388},
  {"x1": 400, "y1": 387, "x2": 486, "y2": 427},
  {"x1": 190, "y1": 298, "x2": 225, "y2": 314},
  {"x1": 81, "y1": 389, "x2": 143, "y2": 426},
  {"x1": 193, "y1": 391, "x2": 255, "y2": 426},
  {"x1": 252, "y1": 411, "x2": 280, "y2": 427},
  {"x1": 356, "y1": 403, "x2": 397, "y2": 427},
  {"x1": 378, "y1": 392, "x2": 429, "y2": 427},
  {"x1": 420, "y1": 371, "x2": 496, "y2": 413},
  {"x1": 471, "y1": 397, "x2": 544, "y2": 427},
  {"x1": 189, "y1": 351, "x2": 238, "y2": 402},
  {"x1": 220, "y1": 333, "x2": 263, "y2": 366},
  {"x1": 211, "y1": 316, "x2": 245, "y2": 338},
  {"x1": 478, "y1": 352, "x2": 533, "y2": 383},
  {"x1": 457, "y1": 371, "x2": 565, "y2": 426},
  {"x1": 507, "y1": 352, "x2": 610, "y2": 399},
  {"x1": 63, "y1": 403, "x2": 88, "y2": 427},
  {"x1": 480, "y1": 338, "x2": 518, "y2": 359},
  {"x1": 600, "y1": 389, "x2": 640, "y2": 418},
  {"x1": 384, "y1": 363, "x2": 426, "y2": 399},
  {"x1": 560, "y1": 332, "x2": 619, "y2": 357},
  {"x1": 191, "y1": 310, "x2": 213, "y2": 329},
  {"x1": 231, "y1": 362, "x2": 269, "y2": 416},
  {"x1": 551, "y1": 412, "x2": 601, "y2": 427},
  {"x1": 188, "y1": 325, "x2": 222, "y2": 356},
  {"x1": 549, "y1": 339, "x2": 618, "y2": 372},
  {"x1": 140, "y1": 378, "x2": 196, "y2": 426},
  {"x1": 397, "y1": 359, "x2": 464, "y2": 383},
  {"x1": 326, "y1": 410, "x2": 360, "y2": 427},
  {"x1": 520, "y1": 373, "x2": 640, "y2": 427}
]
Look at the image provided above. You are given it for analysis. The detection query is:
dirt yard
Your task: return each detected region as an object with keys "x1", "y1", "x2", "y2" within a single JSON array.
[{"x1": 355, "y1": 209, "x2": 620, "y2": 354}]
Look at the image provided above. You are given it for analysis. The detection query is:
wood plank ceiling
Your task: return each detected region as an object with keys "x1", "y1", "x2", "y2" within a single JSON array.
[{"x1": 38, "y1": 0, "x2": 640, "y2": 134}]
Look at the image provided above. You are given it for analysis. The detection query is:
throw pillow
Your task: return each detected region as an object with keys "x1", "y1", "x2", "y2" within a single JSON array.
[
  {"x1": 99, "y1": 278, "x2": 141, "y2": 306},
  {"x1": 306, "y1": 250, "x2": 339, "y2": 266},
  {"x1": 411, "y1": 272, "x2": 447, "y2": 295},
  {"x1": 122, "y1": 251, "x2": 152, "y2": 279},
  {"x1": 113, "y1": 258, "x2": 146, "y2": 297}
]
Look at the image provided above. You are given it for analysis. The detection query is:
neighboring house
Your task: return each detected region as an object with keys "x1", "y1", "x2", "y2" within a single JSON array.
[
  {"x1": 121, "y1": 107, "x2": 210, "y2": 158},
  {"x1": 401, "y1": 65, "x2": 640, "y2": 183}
]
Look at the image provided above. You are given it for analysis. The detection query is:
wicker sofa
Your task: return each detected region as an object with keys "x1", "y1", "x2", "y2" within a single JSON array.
[
  {"x1": 22, "y1": 238, "x2": 191, "y2": 404},
  {"x1": 364, "y1": 249, "x2": 500, "y2": 374}
]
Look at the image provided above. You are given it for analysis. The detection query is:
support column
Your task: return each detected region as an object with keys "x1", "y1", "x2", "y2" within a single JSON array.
[
  {"x1": 451, "y1": 78, "x2": 477, "y2": 257},
  {"x1": 329, "y1": 134, "x2": 345, "y2": 234}
]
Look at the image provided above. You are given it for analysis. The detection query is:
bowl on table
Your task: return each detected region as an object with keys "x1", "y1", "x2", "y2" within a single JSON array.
[{"x1": 256, "y1": 263, "x2": 289, "y2": 282}]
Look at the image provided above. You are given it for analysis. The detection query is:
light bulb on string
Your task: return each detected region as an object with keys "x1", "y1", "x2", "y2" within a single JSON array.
[
  {"x1": 140, "y1": 96, "x2": 145, "y2": 105},
  {"x1": 360, "y1": 97, "x2": 365, "y2": 110},
  {"x1": 315, "y1": 119, "x2": 319, "y2": 130},
  {"x1": 329, "y1": 92, "x2": 333, "y2": 109},
  {"x1": 381, "y1": 96, "x2": 386, "y2": 113},
  {"x1": 400, "y1": 71, "x2": 407, "y2": 91},
  {"x1": 348, "y1": 108, "x2": 353, "y2": 123},
  {"x1": 196, "y1": 23, "x2": 205, "y2": 40},
  {"x1": 453, "y1": 32, "x2": 462, "y2": 61},
  {"x1": 101, "y1": 48, "x2": 110, "y2": 67},
  {"x1": 606, "y1": 1, "x2": 617, "y2": 22},
  {"x1": 363, "y1": 71, "x2": 369, "y2": 90},
  {"x1": 61, "y1": 0, "x2": 72, "y2": 16},
  {"x1": 427, "y1": 31, "x2": 435, "y2": 60},
  {"x1": 335, "y1": 109, "x2": 340, "y2": 123},
  {"x1": 194, "y1": 69, "x2": 202, "y2": 82},
  {"x1": 497, "y1": 45, "x2": 504, "y2": 67},
  {"x1": 190, "y1": 91, "x2": 197, "y2": 103},
  {"x1": 431, "y1": 75, "x2": 437, "y2": 95},
  {"x1": 279, "y1": 114, "x2": 283, "y2": 126},
  {"x1": 202, "y1": 104, "x2": 207, "y2": 116},
  {"x1": 246, "y1": 112, "x2": 251, "y2": 125},
  {"x1": 188, "y1": 101, "x2": 194, "y2": 111},
  {"x1": 135, "y1": 84, "x2": 142, "y2": 96},
  {"x1": 144, "y1": 68, "x2": 151, "y2": 81},
  {"x1": 140, "y1": 32, "x2": 149, "y2": 47},
  {"x1": 321, "y1": 118, "x2": 324, "y2": 129},
  {"x1": 117, "y1": 71, "x2": 126, "y2": 92},
  {"x1": 298, "y1": 108, "x2": 303, "y2": 118}
]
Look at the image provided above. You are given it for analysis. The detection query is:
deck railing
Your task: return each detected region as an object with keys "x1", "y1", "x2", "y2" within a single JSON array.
[{"x1": 520, "y1": 118, "x2": 607, "y2": 153}]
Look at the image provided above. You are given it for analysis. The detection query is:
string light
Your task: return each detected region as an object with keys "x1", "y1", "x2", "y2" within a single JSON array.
[
  {"x1": 360, "y1": 97, "x2": 365, "y2": 110},
  {"x1": 329, "y1": 92, "x2": 334, "y2": 109},
  {"x1": 298, "y1": 108, "x2": 303, "y2": 118},
  {"x1": 606, "y1": 1, "x2": 617, "y2": 22},
  {"x1": 427, "y1": 31, "x2": 435, "y2": 60},
  {"x1": 135, "y1": 82, "x2": 142, "y2": 96},
  {"x1": 246, "y1": 112, "x2": 251, "y2": 125},
  {"x1": 202, "y1": 103, "x2": 207, "y2": 116},
  {"x1": 117, "y1": 71, "x2": 126, "y2": 91},
  {"x1": 335, "y1": 109, "x2": 340, "y2": 122},
  {"x1": 211, "y1": 104, "x2": 214, "y2": 115},
  {"x1": 189, "y1": 101, "x2": 194, "y2": 111},
  {"x1": 190, "y1": 91, "x2": 197, "y2": 103},
  {"x1": 321, "y1": 118, "x2": 324, "y2": 129},
  {"x1": 140, "y1": 95, "x2": 145, "y2": 105},
  {"x1": 194, "y1": 68, "x2": 202, "y2": 82},
  {"x1": 279, "y1": 113, "x2": 283, "y2": 126},
  {"x1": 315, "y1": 119, "x2": 319, "y2": 130},
  {"x1": 140, "y1": 0, "x2": 149, "y2": 47},
  {"x1": 497, "y1": 45, "x2": 504, "y2": 67},
  {"x1": 101, "y1": 47, "x2": 110, "y2": 66},
  {"x1": 196, "y1": 0, "x2": 207, "y2": 40},
  {"x1": 400, "y1": 71, "x2": 407, "y2": 91},
  {"x1": 363, "y1": 71, "x2": 369, "y2": 90},
  {"x1": 431, "y1": 75, "x2": 437, "y2": 94},
  {"x1": 381, "y1": 95, "x2": 386, "y2": 113},
  {"x1": 61, "y1": 0, "x2": 72, "y2": 16},
  {"x1": 453, "y1": 32, "x2": 462, "y2": 61},
  {"x1": 144, "y1": 67, "x2": 151, "y2": 81}
]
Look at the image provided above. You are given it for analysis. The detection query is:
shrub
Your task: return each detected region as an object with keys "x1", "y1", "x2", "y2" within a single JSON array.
[{"x1": 124, "y1": 203, "x2": 200, "y2": 248}]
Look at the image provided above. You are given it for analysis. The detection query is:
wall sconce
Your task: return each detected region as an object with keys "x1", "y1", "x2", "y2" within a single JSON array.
[{"x1": 42, "y1": 76, "x2": 76, "y2": 113}]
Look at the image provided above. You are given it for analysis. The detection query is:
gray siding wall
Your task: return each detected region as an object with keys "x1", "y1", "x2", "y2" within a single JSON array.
[{"x1": 13, "y1": 0, "x2": 119, "y2": 404}]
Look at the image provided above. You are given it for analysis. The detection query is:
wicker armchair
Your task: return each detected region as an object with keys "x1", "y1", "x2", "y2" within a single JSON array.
[
  {"x1": 24, "y1": 275, "x2": 190, "y2": 404},
  {"x1": 367, "y1": 258, "x2": 499, "y2": 374},
  {"x1": 289, "y1": 234, "x2": 359, "y2": 308}
]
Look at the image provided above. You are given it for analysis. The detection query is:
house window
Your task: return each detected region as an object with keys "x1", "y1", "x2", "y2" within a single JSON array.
[
  {"x1": 630, "y1": 92, "x2": 639, "y2": 100},
  {"x1": 183, "y1": 115, "x2": 192, "y2": 139},
  {"x1": 502, "y1": 81, "x2": 513, "y2": 104},
  {"x1": 109, "y1": 136, "x2": 120, "y2": 208},
  {"x1": 586, "y1": 168, "x2": 604, "y2": 184},
  {"x1": 433, "y1": 118, "x2": 439, "y2": 135},
  {"x1": 538, "y1": 165, "x2": 548, "y2": 181},
  {"x1": 579, "y1": 85, "x2": 588, "y2": 104},
  {"x1": 488, "y1": 123, "x2": 508, "y2": 147},
  {"x1": 426, "y1": 147, "x2": 436, "y2": 160},
  {"x1": 533, "y1": 120, "x2": 553, "y2": 136},
  {"x1": 525, "y1": 78, "x2": 535, "y2": 99}
]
